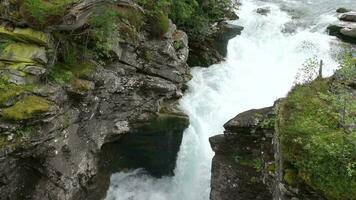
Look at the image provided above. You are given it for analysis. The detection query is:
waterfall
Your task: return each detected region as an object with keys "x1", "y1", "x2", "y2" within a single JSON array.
[{"x1": 105, "y1": 0, "x2": 353, "y2": 199}]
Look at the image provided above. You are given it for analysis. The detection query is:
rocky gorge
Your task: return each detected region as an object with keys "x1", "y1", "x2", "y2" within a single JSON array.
[
  {"x1": 0, "y1": 0, "x2": 355, "y2": 200},
  {"x1": 210, "y1": 6, "x2": 356, "y2": 200},
  {"x1": 0, "y1": 0, "x2": 243, "y2": 199}
]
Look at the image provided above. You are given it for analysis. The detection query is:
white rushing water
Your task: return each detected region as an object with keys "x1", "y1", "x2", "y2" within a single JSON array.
[{"x1": 105, "y1": 0, "x2": 353, "y2": 199}]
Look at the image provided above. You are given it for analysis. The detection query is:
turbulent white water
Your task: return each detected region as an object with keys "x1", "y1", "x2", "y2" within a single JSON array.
[{"x1": 105, "y1": 0, "x2": 354, "y2": 199}]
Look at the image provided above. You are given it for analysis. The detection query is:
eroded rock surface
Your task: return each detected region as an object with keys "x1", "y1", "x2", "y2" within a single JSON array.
[
  {"x1": 210, "y1": 107, "x2": 327, "y2": 200},
  {"x1": 0, "y1": 6, "x2": 190, "y2": 200}
]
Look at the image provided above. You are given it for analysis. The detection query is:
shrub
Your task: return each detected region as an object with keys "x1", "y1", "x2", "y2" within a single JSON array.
[
  {"x1": 137, "y1": 0, "x2": 232, "y2": 34},
  {"x1": 277, "y1": 57, "x2": 356, "y2": 200},
  {"x1": 22, "y1": 0, "x2": 78, "y2": 25},
  {"x1": 148, "y1": 12, "x2": 170, "y2": 37}
]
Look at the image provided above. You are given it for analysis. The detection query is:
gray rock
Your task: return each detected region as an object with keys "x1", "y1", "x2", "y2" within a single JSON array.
[
  {"x1": 340, "y1": 24, "x2": 356, "y2": 38},
  {"x1": 0, "y1": 17, "x2": 191, "y2": 200},
  {"x1": 23, "y1": 65, "x2": 46, "y2": 75},
  {"x1": 256, "y1": 7, "x2": 271, "y2": 16},
  {"x1": 338, "y1": 11, "x2": 356, "y2": 22},
  {"x1": 336, "y1": 8, "x2": 351, "y2": 13}
]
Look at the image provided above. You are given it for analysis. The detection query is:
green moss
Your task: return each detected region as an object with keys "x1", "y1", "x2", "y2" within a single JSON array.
[
  {"x1": 0, "y1": 26, "x2": 49, "y2": 46},
  {"x1": 143, "y1": 50, "x2": 154, "y2": 62},
  {"x1": 277, "y1": 57, "x2": 356, "y2": 200},
  {"x1": 235, "y1": 155, "x2": 263, "y2": 172},
  {"x1": 267, "y1": 162, "x2": 276, "y2": 173},
  {"x1": 22, "y1": 0, "x2": 78, "y2": 25},
  {"x1": 15, "y1": 125, "x2": 37, "y2": 136},
  {"x1": 284, "y1": 168, "x2": 298, "y2": 186},
  {"x1": 0, "y1": 78, "x2": 34, "y2": 107},
  {"x1": 0, "y1": 136, "x2": 8, "y2": 148},
  {"x1": 260, "y1": 116, "x2": 276, "y2": 129},
  {"x1": 48, "y1": 61, "x2": 94, "y2": 84},
  {"x1": 2, "y1": 95, "x2": 51, "y2": 120},
  {"x1": 48, "y1": 64, "x2": 74, "y2": 85},
  {"x1": 0, "y1": 42, "x2": 46, "y2": 64},
  {"x1": 173, "y1": 40, "x2": 184, "y2": 50}
]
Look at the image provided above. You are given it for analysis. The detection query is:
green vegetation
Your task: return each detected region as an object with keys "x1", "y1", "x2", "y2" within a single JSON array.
[
  {"x1": 137, "y1": 0, "x2": 232, "y2": 34},
  {"x1": 278, "y1": 55, "x2": 356, "y2": 200},
  {"x1": 49, "y1": 61, "x2": 95, "y2": 85},
  {"x1": 0, "y1": 78, "x2": 34, "y2": 107},
  {"x1": 148, "y1": 12, "x2": 170, "y2": 37},
  {"x1": 284, "y1": 168, "x2": 298, "y2": 186},
  {"x1": 234, "y1": 155, "x2": 264, "y2": 172},
  {"x1": 22, "y1": 0, "x2": 78, "y2": 25},
  {"x1": 88, "y1": 4, "x2": 120, "y2": 55},
  {"x1": 0, "y1": 125, "x2": 38, "y2": 148},
  {"x1": 3, "y1": 95, "x2": 51, "y2": 120}
]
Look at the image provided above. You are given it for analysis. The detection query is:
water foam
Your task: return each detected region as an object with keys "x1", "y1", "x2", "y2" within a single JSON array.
[{"x1": 105, "y1": 0, "x2": 343, "y2": 199}]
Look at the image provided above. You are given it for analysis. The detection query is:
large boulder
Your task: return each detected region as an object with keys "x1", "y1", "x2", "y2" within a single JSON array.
[
  {"x1": 338, "y1": 11, "x2": 356, "y2": 22},
  {"x1": 210, "y1": 107, "x2": 275, "y2": 200},
  {"x1": 210, "y1": 106, "x2": 327, "y2": 200},
  {"x1": 327, "y1": 14, "x2": 356, "y2": 44},
  {"x1": 340, "y1": 24, "x2": 356, "y2": 38},
  {"x1": 336, "y1": 8, "x2": 351, "y2": 13}
]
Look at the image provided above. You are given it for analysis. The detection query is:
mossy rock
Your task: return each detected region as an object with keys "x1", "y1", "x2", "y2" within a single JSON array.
[
  {"x1": 0, "y1": 77, "x2": 34, "y2": 107},
  {"x1": 0, "y1": 84, "x2": 25, "y2": 107},
  {"x1": 2, "y1": 95, "x2": 51, "y2": 120},
  {"x1": 0, "y1": 26, "x2": 50, "y2": 47},
  {"x1": 0, "y1": 42, "x2": 47, "y2": 64}
]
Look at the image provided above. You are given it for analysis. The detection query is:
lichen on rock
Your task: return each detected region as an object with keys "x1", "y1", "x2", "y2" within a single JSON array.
[{"x1": 2, "y1": 95, "x2": 51, "y2": 120}]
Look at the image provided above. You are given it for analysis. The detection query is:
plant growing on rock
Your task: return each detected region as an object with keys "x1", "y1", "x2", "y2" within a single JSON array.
[
  {"x1": 22, "y1": 0, "x2": 79, "y2": 26},
  {"x1": 278, "y1": 55, "x2": 356, "y2": 200}
]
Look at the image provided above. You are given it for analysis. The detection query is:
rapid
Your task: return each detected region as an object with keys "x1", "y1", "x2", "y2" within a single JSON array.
[{"x1": 105, "y1": 0, "x2": 356, "y2": 199}]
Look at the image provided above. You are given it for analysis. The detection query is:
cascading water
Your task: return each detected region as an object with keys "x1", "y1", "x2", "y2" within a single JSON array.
[{"x1": 105, "y1": 0, "x2": 355, "y2": 199}]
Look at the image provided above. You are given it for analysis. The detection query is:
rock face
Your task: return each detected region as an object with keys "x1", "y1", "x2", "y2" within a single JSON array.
[
  {"x1": 0, "y1": 7, "x2": 191, "y2": 200},
  {"x1": 210, "y1": 107, "x2": 326, "y2": 200},
  {"x1": 188, "y1": 22, "x2": 243, "y2": 67},
  {"x1": 187, "y1": 10, "x2": 243, "y2": 67},
  {"x1": 210, "y1": 107, "x2": 275, "y2": 200},
  {"x1": 327, "y1": 9, "x2": 356, "y2": 44}
]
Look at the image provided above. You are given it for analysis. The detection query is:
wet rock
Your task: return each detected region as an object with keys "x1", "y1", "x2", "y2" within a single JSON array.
[
  {"x1": 100, "y1": 114, "x2": 189, "y2": 178},
  {"x1": 210, "y1": 107, "x2": 274, "y2": 200},
  {"x1": 256, "y1": 7, "x2": 271, "y2": 16},
  {"x1": 336, "y1": 8, "x2": 351, "y2": 13},
  {"x1": 188, "y1": 22, "x2": 243, "y2": 67},
  {"x1": 327, "y1": 22, "x2": 356, "y2": 44},
  {"x1": 338, "y1": 11, "x2": 356, "y2": 22}
]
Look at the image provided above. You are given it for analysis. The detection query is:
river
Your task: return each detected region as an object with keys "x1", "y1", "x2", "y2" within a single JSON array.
[{"x1": 105, "y1": 0, "x2": 356, "y2": 199}]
